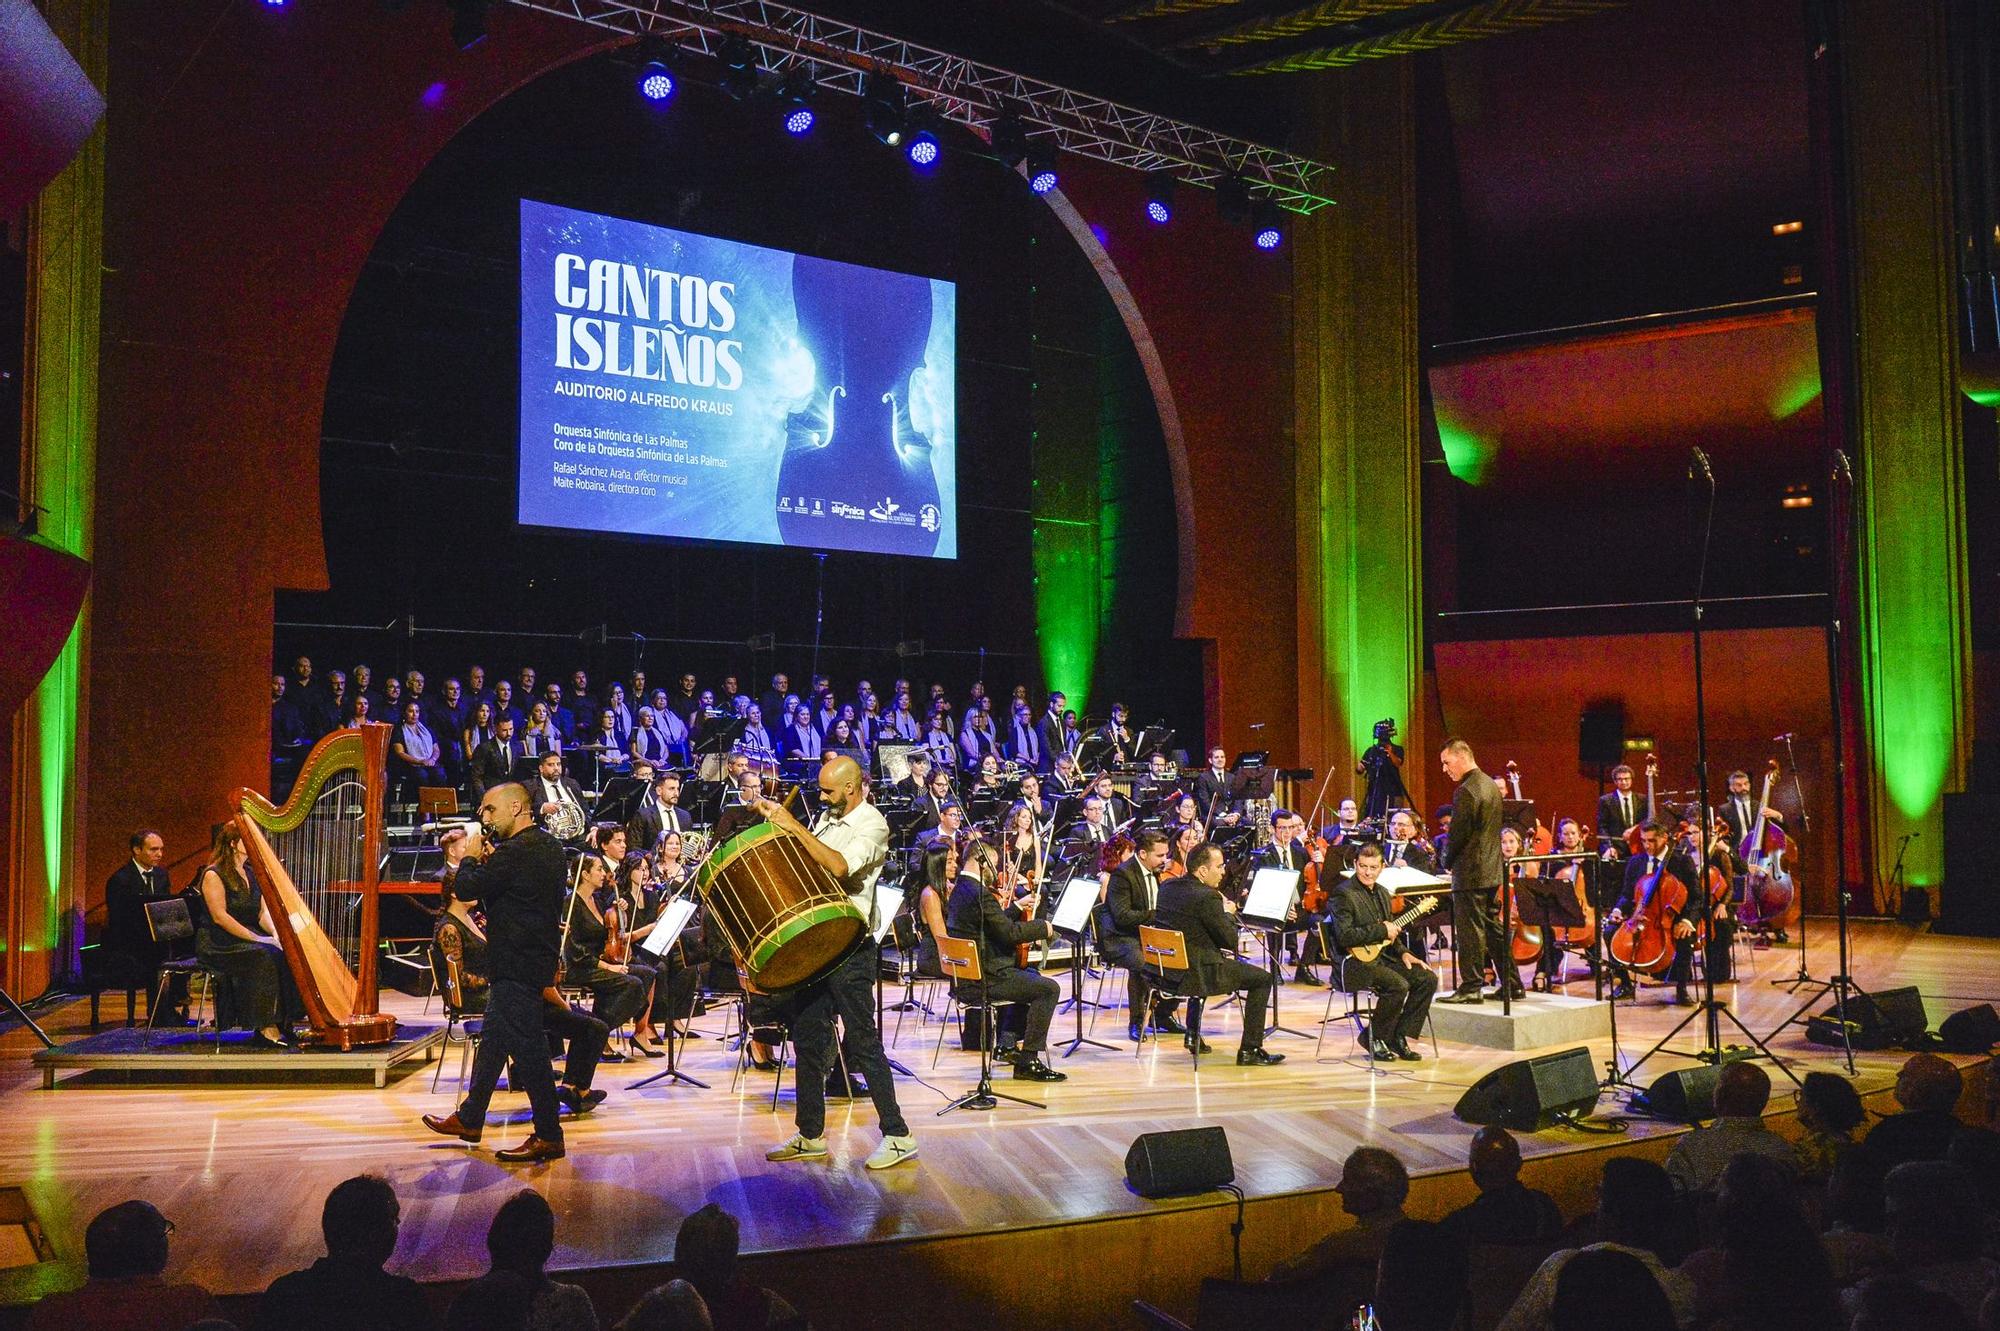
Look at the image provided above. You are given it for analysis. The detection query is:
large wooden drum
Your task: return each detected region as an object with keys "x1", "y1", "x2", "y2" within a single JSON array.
[{"x1": 692, "y1": 822, "x2": 867, "y2": 992}]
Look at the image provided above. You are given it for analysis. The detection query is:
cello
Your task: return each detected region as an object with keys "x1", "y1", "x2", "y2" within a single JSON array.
[
  {"x1": 1608, "y1": 828, "x2": 1689, "y2": 976},
  {"x1": 1736, "y1": 758, "x2": 1797, "y2": 931},
  {"x1": 1502, "y1": 762, "x2": 1554, "y2": 965},
  {"x1": 1500, "y1": 825, "x2": 1545, "y2": 965}
]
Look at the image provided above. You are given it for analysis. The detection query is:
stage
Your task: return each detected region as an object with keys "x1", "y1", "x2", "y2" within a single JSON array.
[{"x1": 0, "y1": 920, "x2": 1992, "y2": 1326}]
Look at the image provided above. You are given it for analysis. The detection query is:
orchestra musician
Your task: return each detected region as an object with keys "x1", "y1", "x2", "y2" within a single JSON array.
[
  {"x1": 1096, "y1": 830, "x2": 1186, "y2": 1042},
  {"x1": 1099, "y1": 703, "x2": 1134, "y2": 766},
  {"x1": 1602, "y1": 818, "x2": 1730, "y2": 1004},
  {"x1": 1151, "y1": 842, "x2": 1285, "y2": 1065},
  {"x1": 530, "y1": 751, "x2": 588, "y2": 832},
  {"x1": 1088, "y1": 773, "x2": 1132, "y2": 828},
  {"x1": 1717, "y1": 769, "x2": 1783, "y2": 846},
  {"x1": 1049, "y1": 753, "x2": 1083, "y2": 797},
  {"x1": 1329, "y1": 842, "x2": 1437, "y2": 1061},
  {"x1": 1253, "y1": 808, "x2": 1328, "y2": 985},
  {"x1": 1381, "y1": 810, "x2": 1436, "y2": 872},
  {"x1": 1036, "y1": 692, "x2": 1066, "y2": 770},
  {"x1": 1068, "y1": 793, "x2": 1112, "y2": 848},
  {"x1": 915, "y1": 800, "x2": 968, "y2": 857},
  {"x1": 1016, "y1": 772, "x2": 1053, "y2": 823},
  {"x1": 562, "y1": 852, "x2": 658, "y2": 1051},
  {"x1": 1438, "y1": 739, "x2": 1513, "y2": 1004},
  {"x1": 892, "y1": 750, "x2": 932, "y2": 801},
  {"x1": 1596, "y1": 765, "x2": 1642, "y2": 853},
  {"x1": 631, "y1": 770, "x2": 695, "y2": 853},
  {"x1": 944, "y1": 841, "x2": 1066, "y2": 1082},
  {"x1": 1192, "y1": 747, "x2": 1242, "y2": 826},
  {"x1": 911, "y1": 768, "x2": 954, "y2": 834}
]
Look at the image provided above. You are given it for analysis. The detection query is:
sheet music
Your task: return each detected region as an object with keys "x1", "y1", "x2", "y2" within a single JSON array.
[
  {"x1": 1242, "y1": 866, "x2": 1301, "y2": 925},
  {"x1": 1339, "y1": 864, "x2": 1453, "y2": 890},
  {"x1": 871, "y1": 884, "x2": 906, "y2": 943},
  {"x1": 1051, "y1": 871, "x2": 1097, "y2": 935},
  {"x1": 640, "y1": 897, "x2": 698, "y2": 958}
]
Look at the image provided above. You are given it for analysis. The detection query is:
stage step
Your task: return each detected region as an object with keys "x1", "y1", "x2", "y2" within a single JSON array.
[{"x1": 1430, "y1": 993, "x2": 1611, "y2": 1051}]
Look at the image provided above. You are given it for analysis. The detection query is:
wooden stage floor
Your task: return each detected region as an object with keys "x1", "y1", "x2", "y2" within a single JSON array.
[{"x1": 1, "y1": 920, "x2": 1993, "y2": 1304}]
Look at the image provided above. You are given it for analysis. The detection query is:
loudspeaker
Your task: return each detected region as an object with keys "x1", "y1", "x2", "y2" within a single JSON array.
[
  {"x1": 1637, "y1": 1064, "x2": 1724, "y2": 1123},
  {"x1": 1806, "y1": 985, "x2": 1930, "y2": 1050},
  {"x1": 1453, "y1": 1047, "x2": 1600, "y2": 1130},
  {"x1": 1940, "y1": 1003, "x2": 2000, "y2": 1054},
  {"x1": 1124, "y1": 1126, "x2": 1234, "y2": 1198},
  {"x1": 1579, "y1": 707, "x2": 1625, "y2": 768}
]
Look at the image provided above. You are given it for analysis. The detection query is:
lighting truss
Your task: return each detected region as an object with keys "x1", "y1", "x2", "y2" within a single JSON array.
[{"x1": 503, "y1": 0, "x2": 1337, "y2": 214}]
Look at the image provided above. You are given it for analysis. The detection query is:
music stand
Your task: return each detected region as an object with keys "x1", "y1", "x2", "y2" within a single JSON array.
[
  {"x1": 1074, "y1": 734, "x2": 1115, "y2": 773},
  {"x1": 628, "y1": 897, "x2": 707, "y2": 1090},
  {"x1": 1241, "y1": 867, "x2": 1311, "y2": 1040},
  {"x1": 1132, "y1": 726, "x2": 1175, "y2": 764},
  {"x1": 591, "y1": 775, "x2": 649, "y2": 831},
  {"x1": 1050, "y1": 869, "x2": 1117, "y2": 1057},
  {"x1": 865, "y1": 884, "x2": 921, "y2": 1081}
]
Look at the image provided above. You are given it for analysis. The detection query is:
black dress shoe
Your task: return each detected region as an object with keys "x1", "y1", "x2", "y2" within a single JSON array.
[
  {"x1": 994, "y1": 1045, "x2": 1025, "y2": 1065},
  {"x1": 1152, "y1": 1011, "x2": 1187, "y2": 1036},
  {"x1": 1440, "y1": 985, "x2": 1485, "y2": 1004},
  {"x1": 1487, "y1": 983, "x2": 1527, "y2": 1001},
  {"x1": 1183, "y1": 1035, "x2": 1213, "y2": 1055},
  {"x1": 1236, "y1": 1047, "x2": 1285, "y2": 1066},
  {"x1": 1671, "y1": 987, "x2": 1692, "y2": 1006},
  {"x1": 557, "y1": 1085, "x2": 607, "y2": 1115},
  {"x1": 1609, "y1": 980, "x2": 1635, "y2": 1001},
  {"x1": 1012, "y1": 1056, "x2": 1067, "y2": 1083},
  {"x1": 1293, "y1": 966, "x2": 1324, "y2": 987},
  {"x1": 1366, "y1": 1038, "x2": 1398, "y2": 1061},
  {"x1": 1390, "y1": 1040, "x2": 1422, "y2": 1062}
]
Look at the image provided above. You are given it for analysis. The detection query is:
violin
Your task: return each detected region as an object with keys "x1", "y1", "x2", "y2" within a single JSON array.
[{"x1": 1298, "y1": 833, "x2": 1331, "y2": 914}]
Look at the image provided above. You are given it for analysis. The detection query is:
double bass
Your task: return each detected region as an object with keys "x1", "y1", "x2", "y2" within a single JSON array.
[
  {"x1": 1736, "y1": 758, "x2": 1798, "y2": 931},
  {"x1": 1625, "y1": 752, "x2": 1660, "y2": 854},
  {"x1": 1502, "y1": 762, "x2": 1553, "y2": 965}
]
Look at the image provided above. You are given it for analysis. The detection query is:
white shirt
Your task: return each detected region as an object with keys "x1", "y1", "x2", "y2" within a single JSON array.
[{"x1": 812, "y1": 800, "x2": 891, "y2": 929}]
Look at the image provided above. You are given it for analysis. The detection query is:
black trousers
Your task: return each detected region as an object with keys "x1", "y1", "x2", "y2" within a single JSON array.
[
  {"x1": 461, "y1": 978, "x2": 563, "y2": 1141},
  {"x1": 785, "y1": 945, "x2": 909, "y2": 1139},
  {"x1": 1341, "y1": 951, "x2": 1438, "y2": 1043},
  {"x1": 1100, "y1": 935, "x2": 1179, "y2": 1019},
  {"x1": 197, "y1": 939, "x2": 304, "y2": 1032},
  {"x1": 1185, "y1": 957, "x2": 1274, "y2": 1051},
  {"x1": 543, "y1": 1001, "x2": 608, "y2": 1090},
  {"x1": 1451, "y1": 885, "x2": 1507, "y2": 985},
  {"x1": 572, "y1": 962, "x2": 652, "y2": 1029},
  {"x1": 959, "y1": 966, "x2": 1060, "y2": 1052}
]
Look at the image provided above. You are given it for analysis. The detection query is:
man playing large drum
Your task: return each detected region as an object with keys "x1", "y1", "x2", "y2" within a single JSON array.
[{"x1": 755, "y1": 756, "x2": 917, "y2": 1170}]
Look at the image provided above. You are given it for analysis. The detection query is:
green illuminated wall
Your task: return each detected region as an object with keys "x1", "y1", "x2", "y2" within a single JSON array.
[
  {"x1": 1292, "y1": 60, "x2": 1427, "y2": 796},
  {"x1": 1840, "y1": 0, "x2": 1970, "y2": 892}
]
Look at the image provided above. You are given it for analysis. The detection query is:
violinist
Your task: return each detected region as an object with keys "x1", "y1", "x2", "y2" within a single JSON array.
[
  {"x1": 913, "y1": 843, "x2": 955, "y2": 979},
  {"x1": 1097, "y1": 831, "x2": 1185, "y2": 1041},
  {"x1": 999, "y1": 800, "x2": 1045, "y2": 897},
  {"x1": 1163, "y1": 794, "x2": 1203, "y2": 844},
  {"x1": 1162, "y1": 822, "x2": 1204, "y2": 879},
  {"x1": 1254, "y1": 807, "x2": 1328, "y2": 986},
  {"x1": 1604, "y1": 819, "x2": 1709, "y2": 1005},
  {"x1": 562, "y1": 851, "x2": 658, "y2": 1052},
  {"x1": 945, "y1": 841, "x2": 1066, "y2": 1082},
  {"x1": 1381, "y1": 810, "x2": 1436, "y2": 873}
]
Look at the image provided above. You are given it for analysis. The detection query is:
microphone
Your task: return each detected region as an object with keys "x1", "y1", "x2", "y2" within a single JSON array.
[
  {"x1": 1772, "y1": 732, "x2": 1794, "y2": 742},
  {"x1": 1688, "y1": 446, "x2": 1714, "y2": 482}
]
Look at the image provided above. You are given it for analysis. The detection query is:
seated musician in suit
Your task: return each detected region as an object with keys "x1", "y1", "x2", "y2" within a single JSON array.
[
  {"x1": 1152, "y1": 842, "x2": 1284, "y2": 1065},
  {"x1": 1328, "y1": 842, "x2": 1438, "y2": 1061},
  {"x1": 944, "y1": 842, "x2": 1066, "y2": 1083},
  {"x1": 914, "y1": 800, "x2": 967, "y2": 856},
  {"x1": 910, "y1": 767, "x2": 954, "y2": 835},
  {"x1": 530, "y1": 751, "x2": 589, "y2": 833},
  {"x1": 1252, "y1": 808, "x2": 1329, "y2": 985},
  {"x1": 1095, "y1": 830, "x2": 1185, "y2": 1041},
  {"x1": 102, "y1": 829, "x2": 186, "y2": 1016},
  {"x1": 1596, "y1": 765, "x2": 1643, "y2": 856},
  {"x1": 1603, "y1": 818, "x2": 1730, "y2": 1005},
  {"x1": 631, "y1": 770, "x2": 695, "y2": 853},
  {"x1": 1066, "y1": 793, "x2": 1113, "y2": 850},
  {"x1": 1049, "y1": 753, "x2": 1083, "y2": 798},
  {"x1": 1192, "y1": 747, "x2": 1241, "y2": 826}
]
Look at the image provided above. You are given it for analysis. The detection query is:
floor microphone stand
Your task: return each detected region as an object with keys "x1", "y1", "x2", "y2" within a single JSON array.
[
  {"x1": 937, "y1": 960, "x2": 1041, "y2": 1116},
  {"x1": 1772, "y1": 731, "x2": 1818, "y2": 988}
]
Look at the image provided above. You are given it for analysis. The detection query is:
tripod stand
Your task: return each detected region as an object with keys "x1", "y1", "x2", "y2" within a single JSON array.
[
  {"x1": 0, "y1": 985, "x2": 54, "y2": 1050},
  {"x1": 627, "y1": 908, "x2": 707, "y2": 1092},
  {"x1": 1055, "y1": 925, "x2": 1117, "y2": 1058},
  {"x1": 936, "y1": 944, "x2": 1042, "y2": 1116}
]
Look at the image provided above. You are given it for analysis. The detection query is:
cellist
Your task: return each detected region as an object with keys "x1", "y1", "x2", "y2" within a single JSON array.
[{"x1": 1603, "y1": 818, "x2": 1711, "y2": 1005}]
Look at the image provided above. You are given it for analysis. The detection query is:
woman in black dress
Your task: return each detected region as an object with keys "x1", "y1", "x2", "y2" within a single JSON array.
[{"x1": 195, "y1": 823, "x2": 305, "y2": 1048}]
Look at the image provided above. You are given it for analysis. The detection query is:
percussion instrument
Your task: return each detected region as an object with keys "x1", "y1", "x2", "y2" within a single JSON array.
[{"x1": 692, "y1": 821, "x2": 867, "y2": 992}]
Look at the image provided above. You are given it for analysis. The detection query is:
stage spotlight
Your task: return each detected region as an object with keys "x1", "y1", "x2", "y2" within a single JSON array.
[
  {"x1": 907, "y1": 127, "x2": 940, "y2": 167},
  {"x1": 718, "y1": 36, "x2": 759, "y2": 101},
  {"x1": 1252, "y1": 199, "x2": 1284, "y2": 250},
  {"x1": 448, "y1": 0, "x2": 488, "y2": 51},
  {"x1": 1215, "y1": 174, "x2": 1252, "y2": 225},
  {"x1": 990, "y1": 113, "x2": 1029, "y2": 168},
  {"x1": 1026, "y1": 142, "x2": 1059, "y2": 194},
  {"x1": 261, "y1": 0, "x2": 288, "y2": 8},
  {"x1": 864, "y1": 73, "x2": 909, "y2": 147},
  {"x1": 1145, "y1": 170, "x2": 1177, "y2": 224},
  {"x1": 638, "y1": 62, "x2": 676, "y2": 103},
  {"x1": 776, "y1": 66, "x2": 817, "y2": 135}
]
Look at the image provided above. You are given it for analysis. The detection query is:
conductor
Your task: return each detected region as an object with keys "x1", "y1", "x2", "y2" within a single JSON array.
[{"x1": 422, "y1": 782, "x2": 568, "y2": 1162}]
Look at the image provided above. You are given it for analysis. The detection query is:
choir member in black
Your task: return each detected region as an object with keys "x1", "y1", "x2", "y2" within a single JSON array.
[
  {"x1": 1358, "y1": 718, "x2": 1409, "y2": 820},
  {"x1": 1035, "y1": 692, "x2": 1066, "y2": 771},
  {"x1": 1254, "y1": 808, "x2": 1328, "y2": 984},
  {"x1": 1152, "y1": 842, "x2": 1286, "y2": 1066},
  {"x1": 882, "y1": 693, "x2": 922, "y2": 742},
  {"x1": 1061, "y1": 710, "x2": 1084, "y2": 757},
  {"x1": 522, "y1": 701, "x2": 562, "y2": 758},
  {"x1": 379, "y1": 674, "x2": 404, "y2": 726},
  {"x1": 104, "y1": 829, "x2": 186, "y2": 1016},
  {"x1": 561, "y1": 852, "x2": 657, "y2": 1045},
  {"x1": 959, "y1": 708, "x2": 998, "y2": 773},
  {"x1": 632, "y1": 770, "x2": 695, "y2": 852},
  {"x1": 351, "y1": 662, "x2": 379, "y2": 717},
  {"x1": 462, "y1": 700, "x2": 497, "y2": 780},
  {"x1": 466, "y1": 663, "x2": 490, "y2": 709},
  {"x1": 826, "y1": 718, "x2": 866, "y2": 764},
  {"x1": 922, "y1": 713, "x2": 956, "y2": 771},
  {"x1": 1602, "y1": 819, "x2": 1731, "y2": 1004},
  {"x1": 529, "y1": 751, "x2": 587, "y2": 833},
  {"x1": 892, "y1": 750, "x2": 931, "y2": 801},
  {"x1": 1096, "y1": 830, "x2": 1185, "y2": 1040},
  {"x1": 422, "y1": 781, "x2": 568, "y2": 1160},
  {"x1": 1193, "y1": 747, "x2": 1241, "y2": 826},
  {"x1": 1596, "y1": 764, "x2": 1642, "y2": 854},
  {"x1": 1438, "y1": 739, "x2": 1512, "y2": 1003},
  {"x1": 491, "y1": 678, "x2": 523, "y2": 732},
  {"x1": 1329, "y1": 842, "x2": 1438, "y2": 1060},
  {"x1": 944, "y1": 842, "x2": 1066, "y2": 1081},
  {"x1": 195, "y1": 823, "x2": 306, "y2": 1048}
]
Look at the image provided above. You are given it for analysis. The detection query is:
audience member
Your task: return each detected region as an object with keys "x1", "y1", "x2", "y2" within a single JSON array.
[
  {"x1": 1792, "y1": 1069, "x2": 1867, "y2": 1183},
  {"x1": 254, "y1": 1175, "x2": 430, "y2": 1331},
  {"x1": 25, "y1": 1200, "x2": 219, "y2": 1331},
  {"x1": 1662, "y1": 1061, "x2": 1796, "y2": 1193},
  {"x1": 1550, "y1": 1248, "x2": 1674, "y2": 1331},
  {"x1": 1820, "y1": 1142, "x2": 1896, "y2": 1286},
  {"x1": 1497, "y1": 1158, "x2": 1693, "y2": 1331},
  {"x1": 1865, "y1": 1053, "x2": 1966, "y2": 1171},
  {"x1": 1872, "y1": 1160, "x2": 1995, "y2": 1321},
  {"x1": 1270, "y1": 1147, "x2": 1410, "y2": 1281},
  {"x1": 1440, "y1": 1126, "x2": 1562, "y2": 1248},
  {"x1": 449, "y1": 1190, "x2": 596, "y2": 1331},
  {"x1": 1370, "y1": 1219, "x2": 1467, "y2": 1331},
  {"x1": 1678, "y1": 1153, "x2": 1835, "y2": 1330},
  {"x1": 671, "y1": 1203, "x2": 804, "y2": 1331},
  {"x1": 616, "y1": 1280, "x2": 713, "y2": 1331},
  {"x1": 1849, "y1": 1274, "x2": 1979, "y2": 1331},
  {"x1": 445, "y1": 1270, "x2": 532, "y2": 1331}
]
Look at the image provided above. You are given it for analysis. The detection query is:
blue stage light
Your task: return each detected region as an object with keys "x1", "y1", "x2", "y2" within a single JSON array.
[
  {"x1": 1252, "y1": 198, "x2": 1283, "y2": 250},
  {"x1": 1147, "y1": 199, "x2": 1172, "y2": 224},
  {"x1": 907, "y1": 131, "x2": 940, "y2": 167},
  {"x1": 1254, "y1": 226, "x2": 1282, "y2": 250},
  {"x1": 1145, "y1": 169, "x2": 1176, "y2": 225},
  {"x1": 1029, "y1": 169, "x2": 1058, "y2": 194},
  {"x1": 1025, "y1": 142, "x2": 1058, "y2": 195},
  {"x1": 785, "y1": 105, "x2": 816, "y2": 136},
  {"x1": 639, "y1": 64, "x2": 676, "y2": 103}
]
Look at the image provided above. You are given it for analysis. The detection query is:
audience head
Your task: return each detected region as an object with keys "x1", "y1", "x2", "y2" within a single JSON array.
[
  {"x1": 1713, "y1": 1060, "x2": 1773, "y2": 1117},
  {"x1": 673, "y1": 1203, "x2": 742, "y2": 1299},
  {"x1": 1894, "y1": 1052, "x2": 1963, "y2": 1114},
  {"x1": 616, "y1": 1279, "x2": 713, "y2": 1331},
  {"x1": 1796, "y1": 1070, "x2": 1866, "y2": 1138},
  {"x1": 321, "y1": 1174, "x2": 401, "y2": 1268},
  {"x1": 1851, "y1": 1276, "x2": 1978, "y2": 1331},
  {"x1": 84, "y1": 1199, "x2": 173, "y2": 1279},
  {"x1": 1826, "y1": 1141, "x2": 1890, "y2": 1233},
  {"x1": 486, "y1": 1189, "x2": 555, "y2": 1277},
  {"x1": 272, "y1": 672, "x2": 286, "y2": 700},
  {"x1": 1465, "y1": 1125, "x2": 1524, "y2": 1193},
  {"x1": 1552, "y1": 1248, "x2": 1674, "y2": 1331},
  {"x1": 1714, "y1": 1151, "x2": 1805, "y2": 1246},
  {"x1": 1887, "y1": 1160, "x2": 1982, "y2": 1264},
  {"x1": 1335, "y1": 1147, "x2": 1409, "y2": 1219},
  {"x1": 1597, "y1": 1157, "x2": 1679, "y2": 1254},
  {"x1": 447, "y1": 1270, "x2": 533, "y2": 1331},
  {"x1": 1947, "y1": 1127, "x2": 2000, "y2": 1213},
  {"x1": 1372, "y1": 1219, "x2": 1467, "y2": 1331}
]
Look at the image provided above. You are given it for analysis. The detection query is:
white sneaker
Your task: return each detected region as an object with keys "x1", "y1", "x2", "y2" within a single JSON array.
[
  {"x1": 765, "y1": 1133, "x2": 828, "y2": 1162},
  {"x1": 865, "y1": 1134, "x2": 919, "y2": 1170}
]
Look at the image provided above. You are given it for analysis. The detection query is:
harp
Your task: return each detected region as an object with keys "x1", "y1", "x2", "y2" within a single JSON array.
[{"x1": 232, "y1": 722, "x2": 398, "y2": 1048}]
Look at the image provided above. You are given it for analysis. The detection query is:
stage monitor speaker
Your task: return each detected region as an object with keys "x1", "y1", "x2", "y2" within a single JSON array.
[
  {"x1": 1579, "y1": 707, "x2": 1625, "y2": 768},
  {"x1": 1637, "y1": 1064, "x2": 1724, "y2": 1124},
  {"x1": 1453, "y1": 1047, "x2": 1600, "y2": 1130},
  {"x1": 1940, "y1": 1003, "x2": 2000, "y2": 1054},
  {"x1": 1806, "y1": 985, "x2": 1929, "y2": 1050},
  {"x1": 1125, "y1": 1126, "x2": 1234, "y2": 1198}
]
